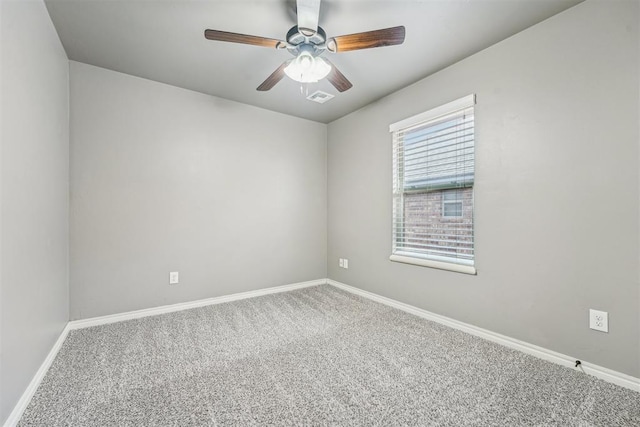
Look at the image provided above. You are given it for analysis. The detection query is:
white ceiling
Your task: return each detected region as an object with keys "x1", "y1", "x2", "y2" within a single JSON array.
[{"x1": 45, "y1": 0, "x2": 582, "y2": 123}]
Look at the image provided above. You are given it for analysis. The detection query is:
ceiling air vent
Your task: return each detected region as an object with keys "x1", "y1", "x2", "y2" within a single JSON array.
[{"x1": 306, "y1": 90, "x2": 334, "y2": 104}]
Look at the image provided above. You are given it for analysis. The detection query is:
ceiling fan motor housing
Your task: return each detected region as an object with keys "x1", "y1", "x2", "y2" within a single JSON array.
[{"x1": 286, "y1": 26, "x2": 327, "y2": 57}]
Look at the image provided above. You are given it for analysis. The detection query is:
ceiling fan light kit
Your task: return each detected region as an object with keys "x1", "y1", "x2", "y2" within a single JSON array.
[
  {"x1": 284, "y1": 52, "x2": 331, "y2": 83},
  {"x1": 204, "y1": 0, "x2": 405, "y2": 93}
]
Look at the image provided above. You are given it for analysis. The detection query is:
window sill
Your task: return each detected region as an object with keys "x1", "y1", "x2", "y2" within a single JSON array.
[{"x1": 389, "y1": 254, "x2": 477, "y2": 275}]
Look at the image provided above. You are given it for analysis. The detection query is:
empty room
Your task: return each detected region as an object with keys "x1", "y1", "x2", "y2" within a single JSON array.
[{"x1": 1, "y1": 0, "x2": 639, "y2": 425}]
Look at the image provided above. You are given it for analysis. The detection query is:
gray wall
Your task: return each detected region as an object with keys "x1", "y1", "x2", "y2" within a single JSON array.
[
  {"x1": 0, "y1": 1, "x2": 70, "y2": 423},
  {"x1": 327, "y1": 0, "x2": 639, "y2": 377},
  {"x1": 69, "y1": 62, "x2": 327, "y2": 320}
]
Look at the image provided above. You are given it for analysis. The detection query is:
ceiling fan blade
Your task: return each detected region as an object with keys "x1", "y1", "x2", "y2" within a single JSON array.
[
  {"x1": 257, "y1": 61, "x2": 290, "y2": 91},
  {"x1": 324, "y1": 60, "x2": 352, "y2": 92},
  {"x1": 297, "y1": 0, "x2": 321, "y2": 36},
  {"x1": 327, "y1": 26, "x2": 405, "y2": 53},
  {"x1": 204, "y1": 29, "x2": 286, "y2": 49}
]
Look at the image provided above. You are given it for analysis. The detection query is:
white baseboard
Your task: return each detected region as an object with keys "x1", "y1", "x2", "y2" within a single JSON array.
[
  {"x1": 69, "y1": 279, "x2": 326, "y2": 330},
  {"x1": 327, "y1": 279, "x2": 640, "y2": 392},
  {"x1": 4, "y1": 323, "x2": 71, "y2": 427}
]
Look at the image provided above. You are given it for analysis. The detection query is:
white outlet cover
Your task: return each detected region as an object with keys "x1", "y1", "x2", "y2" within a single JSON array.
[
  {"x1": 589, "y1": 309, "x2": 608, "y2": 333},
  {"x1": 344, "y1": 259, "x2": 349, "y2": 269},
  {"x1": 339, "y1": 259, "x2": 344, "y2": 268},
  {"x1": 169, "y1": 271, "x2": 179, "y2": 285}
]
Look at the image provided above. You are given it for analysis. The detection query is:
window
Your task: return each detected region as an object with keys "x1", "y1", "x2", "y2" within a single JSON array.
[
  {"x1": 442, "y1": 190, "x2": 463, "y2": 218},
  {"x1": 389, "y1": 95, "x2": 476, "y2": 274}
]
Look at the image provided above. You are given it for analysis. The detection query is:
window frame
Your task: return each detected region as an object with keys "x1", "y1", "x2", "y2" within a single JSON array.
[
  {"x1": 389, "y1": 94, "x2": 477, "y2": 275},
  {"x1": 442, "y1": 190, "x2": 464, "y2": 218}
]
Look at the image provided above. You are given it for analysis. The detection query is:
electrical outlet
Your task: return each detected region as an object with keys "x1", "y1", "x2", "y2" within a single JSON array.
[
  {"x1": 589, "y1": 309, "x2": 608, "y2": 332},
  {"x1": 169, "y1": 271, "x2": 179, "y2": 285},
  {"x1": 343, "y1": 259, "x2": 349, "y2": 269},
  {"x1": 339, "y1": 258, "x2": 344, "y2": 268}
]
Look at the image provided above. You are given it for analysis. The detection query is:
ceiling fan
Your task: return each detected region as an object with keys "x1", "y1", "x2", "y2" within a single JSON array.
[{"x1": 204, "y1": 0, "x2": 405, "y2": 93}]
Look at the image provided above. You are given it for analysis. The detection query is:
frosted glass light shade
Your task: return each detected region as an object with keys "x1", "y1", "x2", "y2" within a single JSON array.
[{"x1": 284, "y1": 52, "x2": 331, "y2": 83}]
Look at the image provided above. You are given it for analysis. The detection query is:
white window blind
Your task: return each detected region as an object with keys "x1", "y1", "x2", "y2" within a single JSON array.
[{"x1": 389, "y1": 95, "x2": 476, "y2": 274}]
